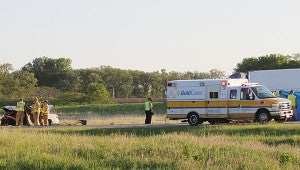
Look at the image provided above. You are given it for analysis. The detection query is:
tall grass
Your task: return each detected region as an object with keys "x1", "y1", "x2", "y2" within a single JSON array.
[
  {"x1": 51, "y1": 102, "x2": 166, "y2": 120},
  {"x1": 0, "y1": 123, "x2": 299, "y2": 169},
  {"x1": 52, "y1": 102, "x2": 166, "y2": 114}
]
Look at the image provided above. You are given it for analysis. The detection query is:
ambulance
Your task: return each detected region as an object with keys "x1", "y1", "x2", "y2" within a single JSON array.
[{"x1": 166, "y1": 79, "x2": 293, "y2": 125}]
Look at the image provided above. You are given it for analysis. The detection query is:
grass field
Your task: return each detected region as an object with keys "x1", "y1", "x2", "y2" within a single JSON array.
[
  {"x1": 51, "y1": 102, "x2": 166, "y2": 115},
  {"x1": 59, "y1": 114, "x2": 176, "y2": 126},
  {"x1": 0, "y1": 122, "x2": 300, "y2": 169},
  {"x1": 52, "y1": 102, "x2": 169, "y2": 125}
]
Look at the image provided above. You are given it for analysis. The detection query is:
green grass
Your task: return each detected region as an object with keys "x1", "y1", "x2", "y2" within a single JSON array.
[
  {"x1": 0, "y1": 123, "x2": 300, "y2": 169},
  {"x1": 51, "y1": 102, "x2": 166, "y2": 120},
  {"x1": 0, "y1": 99, "x2": 166, "y2": 116}
]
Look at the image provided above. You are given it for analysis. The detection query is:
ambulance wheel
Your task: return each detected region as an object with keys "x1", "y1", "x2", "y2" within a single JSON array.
[
  {"x1": 187, "y1": 112, "x2": 202, "y2": 126},
  {"x1": 256, "y1": 110, "x2": 271, "y2": 124}
]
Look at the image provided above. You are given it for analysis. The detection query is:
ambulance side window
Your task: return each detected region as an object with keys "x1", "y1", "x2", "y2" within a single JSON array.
[
  {"x1": 230, "y1": 90, "x2": 237, "y2": 99},
  {"x1": 209, "y1": 92, "x2": 218, "y2": 99},
  {"x1": 241, "y1": 88, "x2": 255, "y2": 100}
]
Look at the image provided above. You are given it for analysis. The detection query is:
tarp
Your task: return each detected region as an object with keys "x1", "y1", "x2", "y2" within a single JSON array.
[
  {"x1": 280, "y1": 90, "x2": 300, "y2": 121},
  {"x1": 228, "y1": 72, "x2": 248, "y2": 79}
]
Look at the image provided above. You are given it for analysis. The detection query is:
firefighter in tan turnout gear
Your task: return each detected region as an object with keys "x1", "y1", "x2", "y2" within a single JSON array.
[
  {"x1": 16, "y1": 99, "x2": 25, "y2": 126},
  {"x1": 39, "y1": 100, "x2": 49, "y2": 126},
  {"x1": 31, "y1": 97, "x2": 40, "y2": 126}
]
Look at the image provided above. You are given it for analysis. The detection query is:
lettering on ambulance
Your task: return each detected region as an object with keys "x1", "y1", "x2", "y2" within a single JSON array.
[
  {"x1": 178, "y1": 88, "x2": 206, "y2": 99},
  {"x1": 180, "y1": 90, "x2": 204, "y2": 95},
  {"x1": 207, "y1": 108, "x2": 221, "y2": 114}
]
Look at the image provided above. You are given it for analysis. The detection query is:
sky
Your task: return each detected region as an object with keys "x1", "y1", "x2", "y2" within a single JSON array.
[{"x1": 0, "y1": 0, "x2": 300, "y2": 75}]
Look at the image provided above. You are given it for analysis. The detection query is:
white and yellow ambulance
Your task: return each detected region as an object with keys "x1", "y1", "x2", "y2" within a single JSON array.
[{"x1": 166, "y1": 79, "x2": 293, "y2": 125}]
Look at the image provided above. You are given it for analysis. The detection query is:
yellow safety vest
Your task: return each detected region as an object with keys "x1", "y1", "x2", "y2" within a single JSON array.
[
  {"x1": 288, "y1": 94, "x2": 296, "y2": 107},
  {"x1": 17, "y1": 102, "x2": 25, "y2": 112},
  {"x1": 145, "y1": 101, "x2": 152, "y2": 111}
]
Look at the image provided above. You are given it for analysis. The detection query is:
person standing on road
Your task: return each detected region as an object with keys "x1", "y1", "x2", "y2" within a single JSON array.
[
  {"x1": 32, "y1": 97, "x2": 41, "y2": 126},
  {"x1": 40, "y1": 100, "x2": 49, "y2": 126},
  {"x1": 144, "y1": 98, "x2": 154, "y2": 124},
  {"x1": 16, "y1": 99, "x2": 25, "y2": 126},
  {"x1": 288, "y1": 90, "x2": 297, "y2": 120},
  {"x1": 39, "y1": 100, "x2": 44, "y2": 126}
]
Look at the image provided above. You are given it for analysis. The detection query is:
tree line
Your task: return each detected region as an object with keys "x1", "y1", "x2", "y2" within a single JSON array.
[
  {"x1": 0, "y1": 57, "x2": 226, "y2": 104},
  {"x1": 0, "y1": 54, "x2": 299, "y2": 104}
]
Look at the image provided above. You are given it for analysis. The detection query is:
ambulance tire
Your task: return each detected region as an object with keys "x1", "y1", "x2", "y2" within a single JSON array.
[
  {"x1": 187, "y1": 112, "x2": 202, "y2": 126},
  {"x1": 208, "y1": 120, "x2": 217, "y2": 125},
  {"x1": 256, "y1": 110, "x2": 271, "y2": 124}
]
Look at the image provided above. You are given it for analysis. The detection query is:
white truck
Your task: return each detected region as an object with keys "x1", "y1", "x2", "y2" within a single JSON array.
[
  {"x1": 231, "y1": 68, "x2": 300, "y2": 92},
  {"x1": 166, "y1": 79, "x2": 293, "y2": 125}
]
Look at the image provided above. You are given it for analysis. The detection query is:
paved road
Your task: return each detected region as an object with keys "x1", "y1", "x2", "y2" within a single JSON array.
[
  {"x1": 1, "y1": 121, "x2": 300, "y2": 129},
  {"x1": 0, "y1": 123, "x2": 188, "y2": 129}
]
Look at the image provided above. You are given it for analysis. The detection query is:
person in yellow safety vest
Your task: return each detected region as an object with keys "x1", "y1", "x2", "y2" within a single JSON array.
[
  {"x1": 16, "y1": 98, "x2": 25, "y2": 126},
  {"x1": 144, "y1": 98, "x2": 154, "y2": 124},
  {"x1": 31, "y1": 97, "x2": 41, "y2": 126},
  {"x1": 288, "y1": 90, "x2": 296, "y2": 119},
  {"x1": 40, "y1": 100, "x2": 49, "y2": 126}
]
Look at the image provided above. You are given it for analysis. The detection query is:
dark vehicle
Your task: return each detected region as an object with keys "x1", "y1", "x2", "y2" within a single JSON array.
[{"x1": 1, "y1": 105, "x2": 32, "y2": 126}]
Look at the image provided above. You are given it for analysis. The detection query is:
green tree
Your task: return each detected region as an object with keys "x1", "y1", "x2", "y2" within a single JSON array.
[
  {"x1": 86, "y1": 83, "x2": 112, "y2": 103},
  {"x1": 148, "y1": 71, "x2": 164, "y2": 97},
  {"x1": 130, "y1": 70, "x2": 146, "y2": 97},
  {"x1": 1, "y1": 71, "x2": 37, "y2": 98},
  {"x1": 0, "y1": 63, "x2": 14, "y2": 97},
  {"x1": 22, "y1": 57, "x2": 81, "y2": 92},
  {"x1": 209, "y1": 69, "x2": 226, "y2": 79},
  {"x1": 76, "y1": 68, "x2": 103, "y2": 93},
  {"x1": 235, "y1": 54, "x2": 300, "y2": 73},
  {"x1": 100, "y1": 66, "x2": 133, "y2": 98}
]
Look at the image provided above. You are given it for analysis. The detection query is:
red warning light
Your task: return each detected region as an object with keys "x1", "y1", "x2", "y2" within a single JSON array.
[
  {"x1": 167, "y1": 82, "x2": 173, "y2": 86},
  {"x1": 221, "y1": 81, "x2": 227, "y2": 86}
]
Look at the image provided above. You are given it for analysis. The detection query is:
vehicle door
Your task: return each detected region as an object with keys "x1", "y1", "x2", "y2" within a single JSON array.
[
  {"x1": 227, "y1": 88, "x2": 239, "y2": 119},
  {"x1": 238, "y1": 87, "x2": 256, "y2": 119}
]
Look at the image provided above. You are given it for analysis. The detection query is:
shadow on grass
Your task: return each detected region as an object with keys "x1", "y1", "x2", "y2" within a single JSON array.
[{"x1": 36, "y1": 123, "x2": 300, "y2": 138}]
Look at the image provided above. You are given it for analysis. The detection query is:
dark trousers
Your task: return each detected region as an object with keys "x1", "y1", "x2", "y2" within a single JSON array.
[{"x1": 145, "y1": 110, "x2": 153, "y2": 124}]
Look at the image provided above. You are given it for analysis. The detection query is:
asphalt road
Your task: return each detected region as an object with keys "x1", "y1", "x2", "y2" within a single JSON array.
[{"x1": 1, "y1": 121, "x2": 300, "y2": 129}]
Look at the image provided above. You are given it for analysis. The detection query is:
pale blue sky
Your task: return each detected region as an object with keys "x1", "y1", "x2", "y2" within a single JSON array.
[{"x1": 0, "y1": 0, "x2": 299, "y2": 75}]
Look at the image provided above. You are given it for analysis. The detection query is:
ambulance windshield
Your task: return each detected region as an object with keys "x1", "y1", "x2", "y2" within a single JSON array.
[{"x1": 251, "y1": 86, "x2": 276, "y2": 99}]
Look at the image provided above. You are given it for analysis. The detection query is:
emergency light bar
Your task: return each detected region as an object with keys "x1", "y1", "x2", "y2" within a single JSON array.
[
  {"x1": 167, "y1": 82, "x2": 176, "y2": 87},
  {"x1": 221, "y1": 81, "x2": 227, "y2": 86}
]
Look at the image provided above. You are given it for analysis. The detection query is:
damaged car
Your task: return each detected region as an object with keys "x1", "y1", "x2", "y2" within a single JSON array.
[{"x1": 1, "y1": 105, "x2": 59, "y2": 126}]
